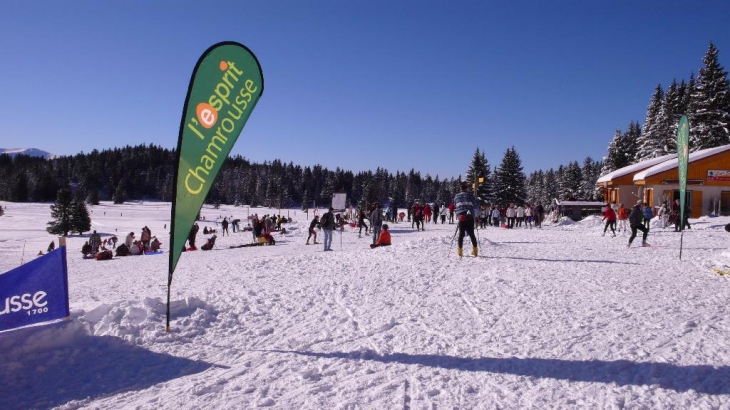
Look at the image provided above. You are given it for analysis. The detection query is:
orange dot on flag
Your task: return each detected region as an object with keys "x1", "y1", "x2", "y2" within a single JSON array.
[{"x1": 220, "y1": 61, "x2": 228, "y2": 71}]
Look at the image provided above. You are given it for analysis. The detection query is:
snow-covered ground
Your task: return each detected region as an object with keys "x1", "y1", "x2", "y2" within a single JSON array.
[{"x1": 1, "y1": 200, "x2": 729, "y2": 409}]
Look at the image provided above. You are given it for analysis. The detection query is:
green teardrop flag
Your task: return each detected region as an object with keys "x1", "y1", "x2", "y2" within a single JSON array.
[
  {"x1": 676, "y1": 115, "x2": 689, "y2": 260},
  {"x1": 167, "y1": 42, "x2": 263, "y2": 330},
  {"x1": 676, "y1": 115, "x2": 689, "y2": 227}
]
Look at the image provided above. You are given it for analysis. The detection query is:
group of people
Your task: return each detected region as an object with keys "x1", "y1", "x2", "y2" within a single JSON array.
[
  {"x1": 186, "y1": 214, "x2": 293, "y2": 251},
  {"x1": 600, "y1": 198, "x2": 693, "y2": 248},
  {"x1": 80, "y1": 227, "x2": 161, "y2": 259},
  {"x1": 307, "y1": 207, "x2": 354, "y2": 250},
  {"x1": 120, "y1": 226, "x2": 161, "y2": 256}
]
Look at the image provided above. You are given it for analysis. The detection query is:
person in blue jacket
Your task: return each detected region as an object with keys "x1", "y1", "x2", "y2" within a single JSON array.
[
  {"x1": 453, "y1": 182, "x2": 479, "y2": 257},
  {"x1": 642, "y1": 202, "x2": 653, "y2": 230}
]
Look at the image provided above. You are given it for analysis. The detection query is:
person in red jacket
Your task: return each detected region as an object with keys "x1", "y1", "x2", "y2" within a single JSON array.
[
  {"x1": 370, "y1": 224, "x2": 391, "y2": 248},
  {"x1": 424, "y1": 204, "x2": 432, "y2": 223},
  {"x1": 602, "y1": 203, "x2": 617, "y2": 237},
  {"x1": 448, "y1": 201, "x2": 455, "y2": 224}
]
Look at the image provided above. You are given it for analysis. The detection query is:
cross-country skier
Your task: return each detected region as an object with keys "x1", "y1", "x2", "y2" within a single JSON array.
[
  {"x1": 627, "y1": 203, "x2": 650, "y2": 248},
  {"x1": 454, "y1": 182, "x2": 479, "y2": 257},
  {"x1": 602, "y1": 203, "x2": 617, "y2": 237}
]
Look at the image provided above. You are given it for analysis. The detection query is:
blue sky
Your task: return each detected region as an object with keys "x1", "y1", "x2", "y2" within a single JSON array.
[{"x1": 1, "y1": 1, "x2": 728, "y2": 178}]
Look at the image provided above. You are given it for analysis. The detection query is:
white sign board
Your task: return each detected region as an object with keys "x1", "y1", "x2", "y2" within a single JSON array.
[{"x1": 332, "y1": 193, "x2": 347, "y2": 211}]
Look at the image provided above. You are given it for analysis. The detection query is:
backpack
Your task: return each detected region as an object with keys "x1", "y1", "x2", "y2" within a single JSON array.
[{"x1": 115, "y1": 244, "x2": 130, "y2": 257}]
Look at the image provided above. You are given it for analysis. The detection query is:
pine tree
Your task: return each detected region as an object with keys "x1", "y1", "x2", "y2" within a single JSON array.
[
  {"x1": 492, "y1": 147, "x2": 527, "y2": 206},
  {"x1": 680, "y1": 76, "x2": 693, "y2": 116},
  {"x1": 601, "y1": 128, "x2": 622, "y2": 175},
  {"x1": 581, "y1": 157, "x2": 598, "y2": 200},
  {"x1": 361, "y1": 180, "x2": 377, "y2": 208},
  {"x1": 86, "y1": 188, "x2": 100, "y2": 205},
  {"x1": 11, "y1": 172, "x2": 29, "y2": 202},
  {"x1": 113, "y1": 181, "x2": 126, "y2": 204},
  {"x1": 466, "y1": 148, "x2": 490, "y2": 200},
  {"x1": 559, "y1": 161, "x2": 583, "y2": 200},
  {"x1": 71, "y1": 194, "x2": 92, "y2": 234},
  {"x1": 656, "y1": 79, "x2": 682, "y2": 154},
  {"x1": 616, "y1": 122, "x2": 640, "y2": 167},
  {"x1": 47, "y1": 187, "x2": 74, "y2": 236},
  {"x1": 301, "y1": 190, "x2": 310, "y2": 211},
  {"x1": 526, "y1": 170, "x2": 545, "y2": 206},
  {"x1": 543, "y1": 169, "x2": 558, "y2": 205},
  {"x1": 636, "y1": 85, "x2": 665, "y2": 161},
  {"x1": 688, "y1": 41, "x2": 730, "y2": 151},
  {"x1": 0, "y1": 205, "x2": 4, "y2": 217}
]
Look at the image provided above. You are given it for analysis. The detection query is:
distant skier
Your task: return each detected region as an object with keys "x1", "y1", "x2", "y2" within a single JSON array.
[
  {"x1": 627, "y1": 203, "x2": 649, "y2": 248},
  {"x1": 454, "y1": 182, "x2": 479, "y2": 257},
  {"x1": 221, "y1": 217, "x2": 229, "y2": 236},
  {"x1": 370, "y1": 204, "x2": 384, "y2": 245},
  {"x1": 602, "y1": 203, "x2": 617, "y2": 237},
  {"x1": 357, "y1": 209, "x2": 368, "y2": 237},
  {"x1": 306, "y1": 215, "x2": 320, "y2": 245},
  {"x1": 534, "y1": 202, "x2": 545, "y2": 228}
]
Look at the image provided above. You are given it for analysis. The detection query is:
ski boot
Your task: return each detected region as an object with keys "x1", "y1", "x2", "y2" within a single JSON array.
[
  {"x1": 642, "y1": 241, "x2": 650, "y2": 247},
  {"x1": 306, "y1": 240, "x2": 310, "y2": 245},
  {"x1": 314, "y1": 240, "x2": 319, "y2": 244},
  {"x1": 472, "y1": 247, "x2": 478, "y2": 257},
  {"x1": 457, "y1": 247, "x2": 463, "y2": 258}
]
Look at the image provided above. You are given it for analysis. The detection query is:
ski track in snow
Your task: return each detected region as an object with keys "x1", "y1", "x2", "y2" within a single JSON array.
[{"x1": 1, "y1": 203, "x2": 730, "y2": 409}]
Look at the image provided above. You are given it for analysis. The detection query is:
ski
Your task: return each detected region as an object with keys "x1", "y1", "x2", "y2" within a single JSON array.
[{"x1": 712, "y1": 267, "x2": 730, "y2": 276}]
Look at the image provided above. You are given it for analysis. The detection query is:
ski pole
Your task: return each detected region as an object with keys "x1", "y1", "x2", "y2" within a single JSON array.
[
  {"x1": 447, "y1": 225, "x2": 458, "y2": 257},
  {"x1": 476, "y1": 221, "x2": 481, "y2": 248},
  {"x1": 20, "y1": 240, "x2": 26, "y2": 266}
]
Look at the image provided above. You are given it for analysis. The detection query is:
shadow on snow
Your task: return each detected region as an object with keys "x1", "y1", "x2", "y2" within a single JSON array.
[
  {"x1": 0, "y1": 334, "x2": 215, "y2": 409},
  {"x1": 492, "y1": 255, "x2": 640, "y2": 265},
  {"x1": 267, "y1": 349, "x2": 729, "y2": 395}
]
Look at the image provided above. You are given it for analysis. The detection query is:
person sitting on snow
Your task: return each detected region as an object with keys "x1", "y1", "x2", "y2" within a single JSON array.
[
  {"x1": 370, "y1": 224, "x2": 391, "y2": 248},
  {"x1": 150, "y1": 237, "x2": 161, "y2": 252},
  {"x1": 81, "y1": 241, "x2": 93, "y2": 258},
  {"x1": 201, "y1": 235, "x2": 217, "y2": 251}
]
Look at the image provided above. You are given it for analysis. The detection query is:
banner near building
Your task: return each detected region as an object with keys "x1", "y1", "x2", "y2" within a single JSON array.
[
  {"x1": 707, "y1": 170, "x2": 730, "y2": 182},
  {"x1": 0, "y1": 247, "x2": 70, "y2": 332},
  {"x1": 168, "y1": 42, "x2": 264, "y2": 330}
]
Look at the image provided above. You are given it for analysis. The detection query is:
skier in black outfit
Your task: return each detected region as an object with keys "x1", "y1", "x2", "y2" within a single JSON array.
[
  {"x1": 188, "y1": 223, "x2": 199, "y2": 249},
  {"x1": 358, "y1": 209, "x2": 368, "y2": 237},
  {"x1": 454, "y1": 182, "x2": 479, "y2": 257},
  {"x1": 221, "y1": 217, "x2": 229, "y2": 236},
  {"x1": 306, "y1": 216, "x2": 320, "y2": 245},
  {"x1": 627, "y1": 203, "x2": 649, "y2": 248}
]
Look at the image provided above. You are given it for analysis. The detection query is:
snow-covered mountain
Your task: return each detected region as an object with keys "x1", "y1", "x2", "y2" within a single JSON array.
[{"x1": 0, "y1": 148, "x2": 55, "y2": 159}]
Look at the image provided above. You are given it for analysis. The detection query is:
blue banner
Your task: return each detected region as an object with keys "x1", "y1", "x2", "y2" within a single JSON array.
[{"x1": 0, "y1": 247, "x2": 70, "y2": 332}]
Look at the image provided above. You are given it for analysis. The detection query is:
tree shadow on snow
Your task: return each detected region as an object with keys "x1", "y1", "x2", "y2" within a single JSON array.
[
  {"x1": 492, "y1": 255, "x2": 639, "y2": 265},
  {"x1": 0, "y1": 335, "x2": 215, "y2": 409},
  {"x1": 270, "y1": 349, "x2": 729, "y2": 395}
]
